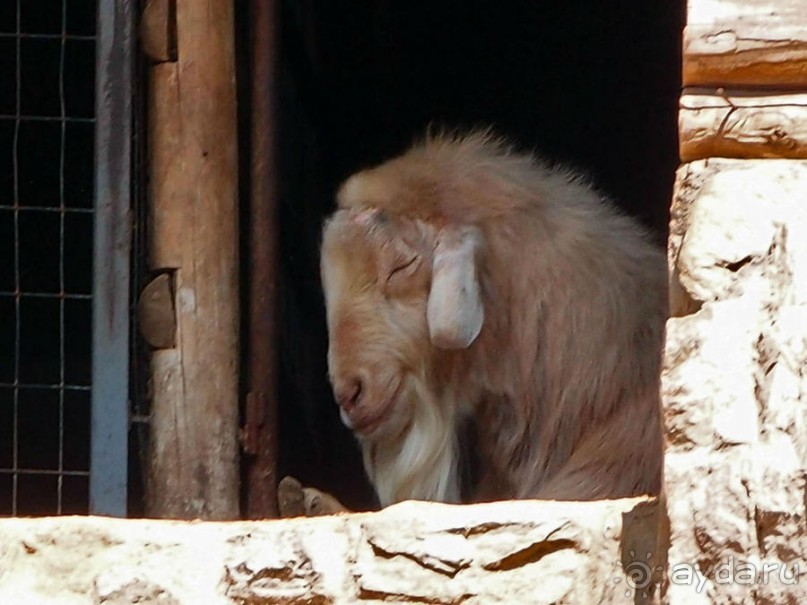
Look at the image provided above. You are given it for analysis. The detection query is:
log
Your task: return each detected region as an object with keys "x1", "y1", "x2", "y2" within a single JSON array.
[
  {"x1": 679, "y1": 89, "x2": 807, "y2": 161},
  {"x1": 684, "y1": 0, "x2": 807, "y2": 86},
  {"x1": 144, "y1": 1, "x2": 240, "y2": 519}
]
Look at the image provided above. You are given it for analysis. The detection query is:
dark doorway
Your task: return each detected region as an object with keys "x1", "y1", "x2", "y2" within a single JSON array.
[{"x1": 271, "y1": 0, "x2": 684, "y2": 510}]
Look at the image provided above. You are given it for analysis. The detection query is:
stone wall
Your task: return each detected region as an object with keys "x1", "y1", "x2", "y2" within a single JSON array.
[
  {"x1": 0, "y1": 498, "x2": 662, "y2": 605},
  {"x1": 663, "y1": 160, "x2": 807, "y2": 604},
  {"x1": 663, "y1": 1, "x2": 807, "y2": 602}
]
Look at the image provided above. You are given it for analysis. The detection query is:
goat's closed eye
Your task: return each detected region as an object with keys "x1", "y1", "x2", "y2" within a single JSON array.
[
  {"x1": 384, "y1": 255, "x2": 426, "y2": 298},
  {"x1": 387, "y1": 256, "x2": 420, "y2": 282}
]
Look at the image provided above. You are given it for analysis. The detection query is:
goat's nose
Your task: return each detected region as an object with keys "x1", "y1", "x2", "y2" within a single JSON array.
[{"x1": 334, "y1": 377, "x2": 363, "y2": 412}]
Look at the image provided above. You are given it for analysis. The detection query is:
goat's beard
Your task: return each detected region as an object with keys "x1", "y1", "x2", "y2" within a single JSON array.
[{"x1": 359, "y1": 373, "x2": 460, "y2": 507}]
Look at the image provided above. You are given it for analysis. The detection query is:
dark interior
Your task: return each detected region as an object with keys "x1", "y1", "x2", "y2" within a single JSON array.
[
  {"x1": 0, "y1": 0, "x2": 684, "y2": 516},
  {"x1": 272, "y1": 0, "x2": 685, "y2": 510},
  {"x1": 0, "y1": 1, "x2": 96, "y2": 516}
]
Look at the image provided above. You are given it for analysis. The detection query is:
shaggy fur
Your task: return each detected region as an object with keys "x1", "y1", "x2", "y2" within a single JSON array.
[{"x1": 320, "y1": 130, "x2": 667, "y2": 507}]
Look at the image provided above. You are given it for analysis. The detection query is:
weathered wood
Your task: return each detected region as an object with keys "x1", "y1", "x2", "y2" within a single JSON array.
[
  {"x1": 137, "y1": 273, "x2": 176, "y2": 349},
  {"x1": 140, "y1": 0, "x2": 176, "y2": 62},
  {"x1": 244, "y1": 0, "x2": 280, "y2": 520},
  {"x1": 684, "y1": 0, "x2": 807, "y2": 86},
  {"x1": 680, "y1": 89, "x2": 807, "y2": 161},
  {"x1": 146, "y1": 0, "x2": 240, "y2": 520}
]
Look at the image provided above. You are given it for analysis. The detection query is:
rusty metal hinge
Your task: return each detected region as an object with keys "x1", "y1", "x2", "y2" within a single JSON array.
[{"x1": 242, "y1": 391, "x2": 267, "y2": 456}]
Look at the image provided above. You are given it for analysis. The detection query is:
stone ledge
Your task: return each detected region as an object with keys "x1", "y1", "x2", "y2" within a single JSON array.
[{"x1": 0, "y1": 497, "x2": 662, "y2": 605}]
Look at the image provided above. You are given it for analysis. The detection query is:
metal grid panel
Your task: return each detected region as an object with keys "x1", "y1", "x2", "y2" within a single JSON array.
[{"x1": 0, "y1": 1, "x2": 96, "y2": 515}]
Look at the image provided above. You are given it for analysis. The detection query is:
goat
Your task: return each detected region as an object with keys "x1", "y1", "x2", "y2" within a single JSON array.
[{"x1": 319, "y1": 130, "x2": 667, "y2": 507}]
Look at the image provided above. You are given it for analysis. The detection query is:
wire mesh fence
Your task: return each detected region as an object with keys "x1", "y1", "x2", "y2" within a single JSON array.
[{"x1": 0, "y1": 1, "x2": 96, "y2": 515}]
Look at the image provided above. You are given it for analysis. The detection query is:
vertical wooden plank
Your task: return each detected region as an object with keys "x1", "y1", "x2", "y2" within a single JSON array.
[
  {"x1": 92, "y1": 0, "x2": 134, "y2": 517},
  {"x1": 244, "y1": 0, "x2": 280, "y2": 519},
  {"x1": 146, "y1": 0, "x2": 240, "y2": 519}
]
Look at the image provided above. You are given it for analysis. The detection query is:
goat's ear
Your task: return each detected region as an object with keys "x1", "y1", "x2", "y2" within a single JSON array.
[{"x1": 427, "y1": 226, "x2": 484, "y2": 349}]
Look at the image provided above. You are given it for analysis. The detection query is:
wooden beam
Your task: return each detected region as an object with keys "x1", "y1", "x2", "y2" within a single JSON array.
[
  {"x1": 244, "y1": 0, "x2": 280, "y2": 520},
  {"x1": 680, "y1": 89, "x2": 807, "y2": 161},
  {"x1": 684, "y1": 0, "x2": 807, "y2": 87},
  {"x1": 145, "y1": 0, "x2": 240, "y2": 519}
]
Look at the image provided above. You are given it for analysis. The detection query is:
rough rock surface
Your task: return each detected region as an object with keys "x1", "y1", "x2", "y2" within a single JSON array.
[
  {"x1": 0, "y1": 498, "x2": 662, "y2": 605},
  {"x1": 664, "y1": 159, "x2": 807, "y2": 604}
]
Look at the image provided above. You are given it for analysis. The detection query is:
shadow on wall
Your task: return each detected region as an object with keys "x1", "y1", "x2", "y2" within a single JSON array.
[{"x1": 274, "y1": 0, "x2": 684, "y2": 510}]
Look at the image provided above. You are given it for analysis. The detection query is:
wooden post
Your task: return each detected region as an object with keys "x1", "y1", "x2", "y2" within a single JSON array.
[
  {"x1": 141, "y1": 0, "x2": 240, "y2": 519},
  {"x1": 244, "y1": 0, "x2": 280, "y2": 519}
]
